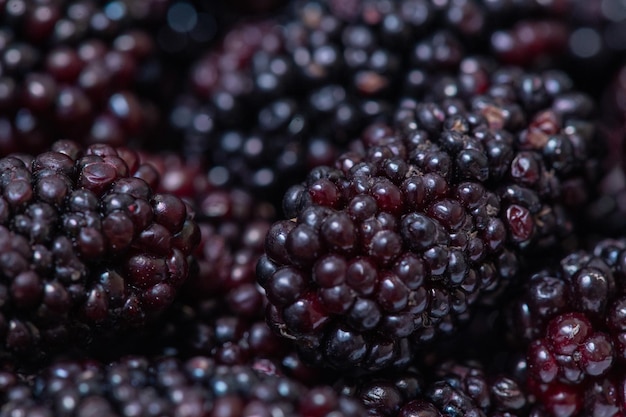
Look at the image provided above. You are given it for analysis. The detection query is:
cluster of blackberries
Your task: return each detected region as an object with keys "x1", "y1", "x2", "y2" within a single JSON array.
[{"x1": 1, "y1": 0, "x2": 626, "y2": 416}]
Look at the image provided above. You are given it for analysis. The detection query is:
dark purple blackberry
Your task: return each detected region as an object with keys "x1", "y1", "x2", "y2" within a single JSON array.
[
  {"x1": 0, "y1": 0, "x2": 242, "y2": 154},
  {"x1": 425, "y1": 361, "x2": 531, "y2": 417},
  {"x1": 0, "y1": 0, "x2": 178, "y2": 153},
  {"x1": 0, "y1": 140, "x2": 200, "y2": 358},
  {"x1": 336, "y1": 367, "x2": 426, "y2": 416},
  {"x1": 0, "y1": 354, "x2": 365, "y2": 416},
  {"x1": 505, "y1": 239, "x2": 626, "y2": 416},
  {"x1": 487, "y1": 1, "x2": 626, "y2": 95},
  {"x1": 136, "y1": 152, "x2": 276, "y2": 317},
  {"x1": 336, "y1": 360, "x2": 530, "y2": 417},
  {"x1": 258, "y1": 65, "x2": 600, "y2": 372}
]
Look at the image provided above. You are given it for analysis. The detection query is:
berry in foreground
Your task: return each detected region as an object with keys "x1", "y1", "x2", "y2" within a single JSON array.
[
  {"x1": 258, "y1": 64, "x2": 600, "y2": 372},
  {"x1": 0, "y1": 355, "x2": 364, "y2": 417},
  {"x1": 507, "y1": 238, "x2": 626, "y2": 416},
  {"x1": 337, "y1": 360, "x2": 531, "y2": 417},
  {"x1": 0, "y1": 140, "x2": 200, "y2": 359}
]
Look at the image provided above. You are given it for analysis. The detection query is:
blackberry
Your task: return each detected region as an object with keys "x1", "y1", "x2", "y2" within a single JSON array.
[
  {"x1": 337, "y1": 360, "x2": 530, "y2": 417},
  {"x1": 0, "y1": 0, "x2": 171, "y2": 153},
  {"x1": 425, "y1": 361, "x2": 530, "y2": 417},
  {"x1": 259, "y1": 65, "x2": 599, "y2": 372},
  {"x1": 336, "y1": 367, "x2": 426, "y2": 416},
  {"x1": 0, "y1": 140, "x2": 199, "y2": 358},
  {"x1": 0, "y1": 0, "x2": 235, "y2": 154},
  {"x1": 506, "y1": 239, "x2": 626, "y2": 416},
  {"x1": 0, "y1": 354, "x2": 365, "y2": 416},
  {"x1": 169, "y1": 0, "x2": 618, "y2": 207}
]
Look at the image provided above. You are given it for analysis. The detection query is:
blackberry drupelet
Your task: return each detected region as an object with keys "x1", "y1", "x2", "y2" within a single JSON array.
[
  {"x1": 0, "y1": 354, "x2": 365, "y2": 417},
  {"x1": 0, "y1": 140, "x2": 199, "y2": 358},
  {"x1": 507, "y1": 238, "x2": 626, "y2": 416},
  {"x1": 258, "y1": 64, "x2": 600, "y2": 372}
]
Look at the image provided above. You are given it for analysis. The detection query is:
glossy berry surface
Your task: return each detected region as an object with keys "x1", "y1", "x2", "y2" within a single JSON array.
[
  {"x1": 258, "y1": 65, "x2": 599, "y2": 372},
  {"x1": 337, "y1": 360, "x2": 530, "y2": 417},
  {"x1": 507, "y1": 239, "x2": 626, "y2": 416},
  {"x1": 0, "y1": 355, "x2": 365, "y2": 417},
  {"x1": 0, "y1": 140, "x2": 199, "y2": 359}
]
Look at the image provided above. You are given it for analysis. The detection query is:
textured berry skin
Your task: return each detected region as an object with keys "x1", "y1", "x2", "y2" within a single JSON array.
[
  {"x1": 0, "y1": 140, "x2": 200, "y2": 358},
  {"x1": 0, "y1": 355, "x2": 365, "y2": 417},
  {"x1": 258, "y1": 65, "x2": 599, "y2": 372},
  {"x1": 507, "y1": 239, "x2": 626, "y2": 417},
  {"x1": 119, "y1": 153, "x2": 328, "y2": 382},
  {"x1": 337, "y1": 361, "x2": 530, "y2": 417},
  {"x1": 137, "y1": 152, "x2": 277, "y2": 318}
]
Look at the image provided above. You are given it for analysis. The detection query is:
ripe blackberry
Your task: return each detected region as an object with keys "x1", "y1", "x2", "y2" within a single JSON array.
[
  {"x1": 336, "y1": 367, "x2": 426, "y2": 416},
  {"x1": 0, "y1": 355, "x2": 365, "y2": 416},
  {"x1": 259, "y1": 65, "x2": 599, "y2": 372},
  {"x1": 425, "y1": 361, "x2": 530, "y2": 417},
  {"x1": 0, "y1": 0, "x2": 200, "y2": 154},
  {"x1": 0, "y1": 140, "x2": 199, "y2": 358},
  {"x1": 506, "y1": 239, "x2": 626, "y2": 416},
  {"x1": 487, "y1": 1, "x2": 626, "y2": 96},
  {"x1": 171, "y1": 0, "x2": 615, "y2": 207},
  {"x1": 336, "y1": 360, "x2": 530, "y2": 417}
]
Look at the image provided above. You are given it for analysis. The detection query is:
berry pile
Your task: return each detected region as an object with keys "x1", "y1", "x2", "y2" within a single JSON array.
[{"x1": 1, "y1": 1, "x2": 626, "y2": 416}]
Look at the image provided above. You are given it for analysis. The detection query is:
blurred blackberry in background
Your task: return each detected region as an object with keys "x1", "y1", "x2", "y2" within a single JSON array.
[
  {"x1": 168, "y1": 0, "x2": 622, "y2": 209},
  {"x1": 0, "y1": 0, "x2": 182, "y2": 153},
  {"x1": 583, "y1": 63, "x2": 626, "y2": 236},
  {"x1": 0, "y1": 140, "x2": 199, "y2": 361},
  {"x1": 0, "y1": 0, "x2": 282, "y2": 156},
  {"x1": 505, "y1": 238, "x2": 626, "y2": 416},
  {"x1": 257, "y1": 64, "x2": 600, "y2": 372},
  {"x1": 0, "y1": 355, "x2": 365, "y2": 417}
]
